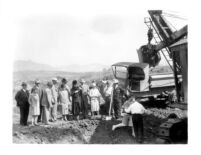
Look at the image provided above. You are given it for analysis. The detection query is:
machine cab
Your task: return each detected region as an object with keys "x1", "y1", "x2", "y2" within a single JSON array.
[{"x1": 112, "y1": 62, "x2": 150, "y2": 92}]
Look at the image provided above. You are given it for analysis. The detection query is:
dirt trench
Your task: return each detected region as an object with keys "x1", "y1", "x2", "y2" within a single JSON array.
[{"x1": 13, "y1": 107, "x2": 186, "y2": 144}]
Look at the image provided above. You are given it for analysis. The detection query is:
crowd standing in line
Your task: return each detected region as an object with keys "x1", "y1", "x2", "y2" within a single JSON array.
[{"x1": 14, "y1": 77, "x2": 146, "y2": 142}]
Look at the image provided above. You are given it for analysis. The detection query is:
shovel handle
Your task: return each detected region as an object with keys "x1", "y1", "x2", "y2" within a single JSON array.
[{"x1": 109, "y1": 89, "x2": 113, "y2": 116}]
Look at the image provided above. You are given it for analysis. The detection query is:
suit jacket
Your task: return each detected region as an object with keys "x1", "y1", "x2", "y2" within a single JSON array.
[
  {"x1": 41, "y1": 88, "x2": 53, "y2": 108},
  {"x1": 15, "y1": 89, "x2": 29, "y2": 107}
]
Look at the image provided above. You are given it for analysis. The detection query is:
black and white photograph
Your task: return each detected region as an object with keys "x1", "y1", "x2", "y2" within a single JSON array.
[
  {"x1": 1, "y1": 0, "x2": 201, "y2": 154},
  {"x1": 12, "y1": 3, "x2": 188, "y2": 145}
]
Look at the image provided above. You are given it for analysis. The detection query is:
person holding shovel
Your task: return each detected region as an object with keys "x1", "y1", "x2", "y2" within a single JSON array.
[
  {"x1": 103, "y1": 80, "x2": 113, "y2": 115},
  {"x1": 124, "y1": 96, "x2": 146, "y2": 143},
  {"x1": 112, "y1": 97, "x2": 136, "y2": 137}
]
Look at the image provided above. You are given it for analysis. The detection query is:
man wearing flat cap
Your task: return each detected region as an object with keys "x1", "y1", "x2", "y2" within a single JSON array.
[{"x1": 15, "y1": 82, "x2": 30, "y2": 126}]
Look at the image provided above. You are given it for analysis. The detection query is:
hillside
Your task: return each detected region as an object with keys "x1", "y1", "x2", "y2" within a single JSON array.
[
  {"x1": 14, "y1": 60, "x2": 109, "y2": 72},
  {"x1": 14, "y1": 60, "x2": 54, "y2": 72}
]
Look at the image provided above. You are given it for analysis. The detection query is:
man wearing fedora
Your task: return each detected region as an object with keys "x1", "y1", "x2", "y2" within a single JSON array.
[{"x1": 15, "y1": 82, "x2": 30, "y2": 126}]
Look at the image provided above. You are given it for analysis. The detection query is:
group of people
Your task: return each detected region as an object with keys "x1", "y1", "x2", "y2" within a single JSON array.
[
  {"x1": 15, "y1": 77, "x2": 147, "y2": 143},
  {"x1": 15, "y1": 78, "x2": 126, "y2": 125}
]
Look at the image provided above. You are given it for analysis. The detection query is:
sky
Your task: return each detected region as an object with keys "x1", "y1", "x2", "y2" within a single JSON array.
[{"x1": 2, "y1": 0, "x2": 187, "y2": 67}]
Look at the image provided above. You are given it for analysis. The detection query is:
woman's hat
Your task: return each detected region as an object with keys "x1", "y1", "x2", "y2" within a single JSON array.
[
  {"x1": 35, "y1": 80, "x2": 40, "y2": 84},
  {"x1": 52, "y1": 78, "x2": 58, "y2": 82},
  {"x1": 62, "y1": 78, "x2": 68, "y2": 83},
  {"x1": 47, "y1": 81, "x2": 53, "y2": 87},
  {"x1": 80, "y1": 79, "x2": 85, "y2": 83}
]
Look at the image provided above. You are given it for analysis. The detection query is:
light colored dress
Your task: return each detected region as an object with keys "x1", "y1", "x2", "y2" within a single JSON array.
[
  {"x1": 29, "y1": 93, "x2": 40, "y2": 116},
  {"x1": 88, "y1": 88, "x2": 101, "y2": 112},
  {"x1": 58, "y1": 90, "x2": 71, "y2": 115}
]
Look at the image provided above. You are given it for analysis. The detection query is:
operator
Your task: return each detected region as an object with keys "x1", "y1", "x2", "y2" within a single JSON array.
[
  {"x1": 147, "y1": 28, "x2": 153, "y2": 44},
  {"x1": 124, "y1": 96, "x2": 146, "y2": 143}
]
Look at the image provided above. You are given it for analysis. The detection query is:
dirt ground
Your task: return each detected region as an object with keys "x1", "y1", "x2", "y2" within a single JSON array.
[{"x1": 13, "y1": 106, "x2": 187, "y2": 144}]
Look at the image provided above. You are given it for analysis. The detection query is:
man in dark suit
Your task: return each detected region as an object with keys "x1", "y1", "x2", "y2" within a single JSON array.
[{"x1": 15, "y1": 82, "x2": 30, "y2": 126}]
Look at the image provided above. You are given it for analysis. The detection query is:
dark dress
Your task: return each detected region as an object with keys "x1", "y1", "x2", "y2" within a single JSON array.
[
  {"x1": 15, "y1": 89, "x2": 30, "y2": 125},
  {"x1": 71, "y1": 87, "x2": 82, "y2": 116}
]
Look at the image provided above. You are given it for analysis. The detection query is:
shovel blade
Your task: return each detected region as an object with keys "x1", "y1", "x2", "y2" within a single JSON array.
[{"x1": 105, "y1": 116, "x2": 112, "y2": 121}]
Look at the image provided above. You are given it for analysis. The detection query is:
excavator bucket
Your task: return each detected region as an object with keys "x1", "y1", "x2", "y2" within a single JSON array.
[{"x1": 137, "y1": 44, "x2": 161, "y2": 67}]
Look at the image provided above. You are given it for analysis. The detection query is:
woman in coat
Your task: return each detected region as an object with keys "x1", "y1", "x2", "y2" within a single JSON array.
[
  {"x1": 88, "y1": 83, "x2": 101, "y2": 116},
  {"x1": 58, "y1": 84, "x2": 71, "y2": 121},
  {"x1": 29, "y1": 87, "x2": 40, "y2": 126},
  {"x1": 71, "y1": 80, "x2": 82, "y2": 120}
]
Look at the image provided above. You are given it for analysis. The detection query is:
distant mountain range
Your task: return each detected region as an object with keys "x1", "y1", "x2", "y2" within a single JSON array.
[{"x1": 13, "y1": 60, "x2": 109, "y2": 72}]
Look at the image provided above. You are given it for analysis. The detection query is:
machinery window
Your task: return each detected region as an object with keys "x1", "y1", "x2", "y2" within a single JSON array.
[
  {"x1": 114, "y1": 66, "x2": 127, "y2": 79},
  {"x1": 128, "y1": 67, "x2": 145, "y2": 81}
]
